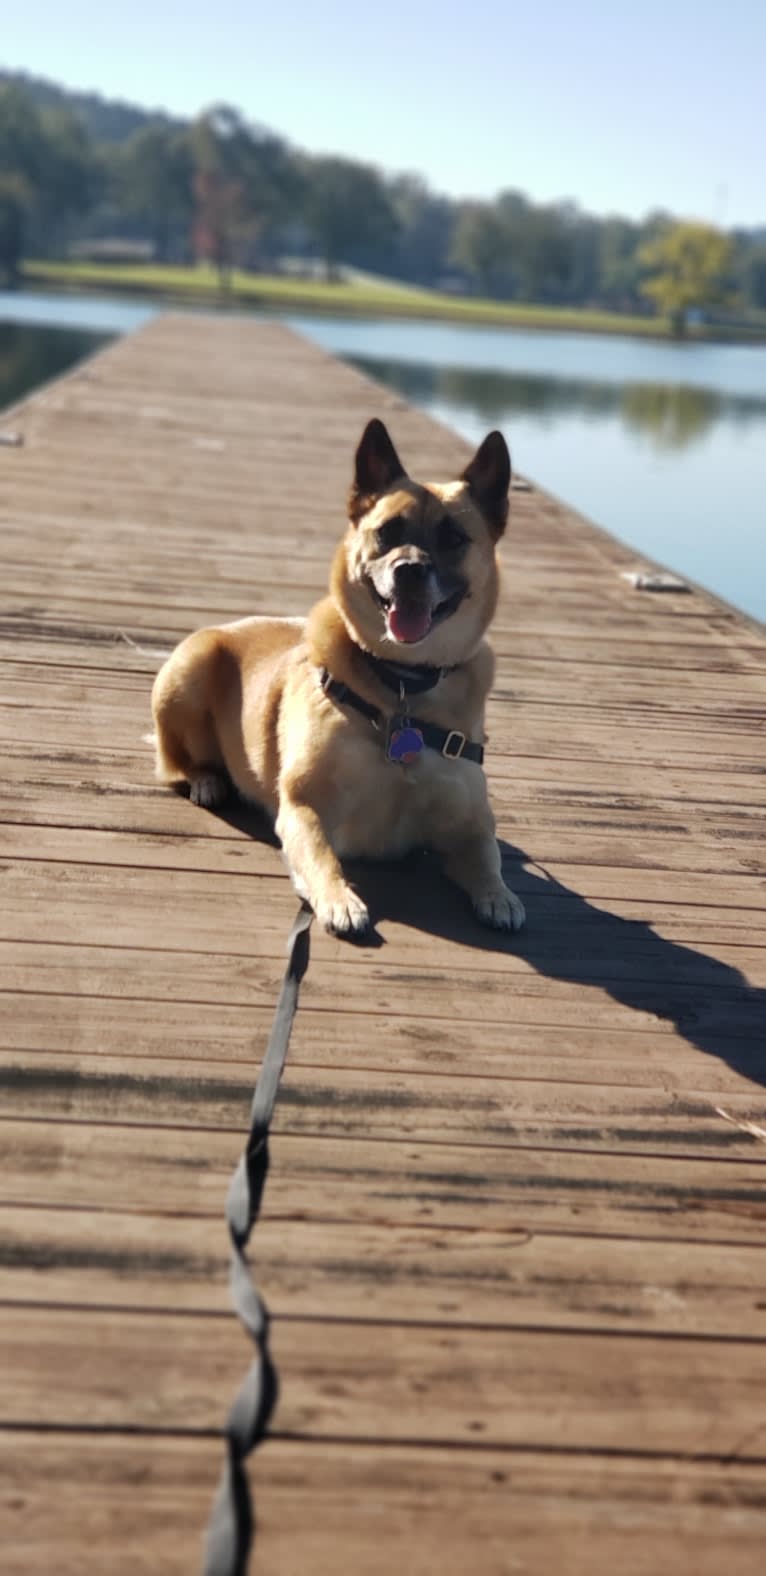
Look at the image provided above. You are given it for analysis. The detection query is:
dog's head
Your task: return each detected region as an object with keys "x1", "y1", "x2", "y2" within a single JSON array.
[{"x1": 331, "y1": 419, "x2": 510, "y2": 666}]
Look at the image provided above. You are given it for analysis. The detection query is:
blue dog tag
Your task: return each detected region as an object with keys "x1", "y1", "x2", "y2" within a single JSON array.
[{"x1": 386, "y1": 721, "x2": 424, "y2": 765}]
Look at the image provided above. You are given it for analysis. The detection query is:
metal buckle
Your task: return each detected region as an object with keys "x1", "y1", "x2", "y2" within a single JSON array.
[{"x1": 442, "y1": 729, "x2": 466, "y2": 759}]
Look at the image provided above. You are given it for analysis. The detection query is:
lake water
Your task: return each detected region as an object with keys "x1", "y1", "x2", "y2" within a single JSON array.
[
  {"x1": 290, "y1": 315, "x2": 766, "y2": 627},
  {"x1": 1, "y1": 291, "x2": 764, "y2": 626},
  {"x1": 0, "y1": 291, "x2": 151, "y2": 411}
]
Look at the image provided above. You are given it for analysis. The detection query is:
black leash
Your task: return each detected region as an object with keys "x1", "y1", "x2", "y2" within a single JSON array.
[{"x1": 203, "y1": 901, "x2": 314, "y2": 1576}]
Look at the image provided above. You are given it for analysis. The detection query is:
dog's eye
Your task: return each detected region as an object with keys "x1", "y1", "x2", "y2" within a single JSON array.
[
  {"x1": 437, "y1": 517, "x2": 468, "y2": 552},
  {"x1": 376, "y1": 517, "x2": 405, "y2": 553}
]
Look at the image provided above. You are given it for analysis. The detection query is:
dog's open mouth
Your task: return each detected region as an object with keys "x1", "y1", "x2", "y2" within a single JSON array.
[{"x1": 371, "y1": 585, "x2": 466, "y2": 645}]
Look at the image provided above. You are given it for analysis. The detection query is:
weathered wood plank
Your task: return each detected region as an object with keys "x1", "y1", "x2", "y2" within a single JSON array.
[
  {"x1": 4, "y1": 1117, "x2": 766, "y2": 1243},
  {"x1": 2, "y1": 949, "x2": 763, "y2": 1114},
  {"x1": 3, "y1": 1304, "x2": 766, "y2": 1459},
  {"x1": 3, "y1": 783, "x2": 765, "y2": 882},
  {"x1": 3, "y1": 1433, "x2": 764, "y2": 1576},
  {"x1": 1, "y1": 1050, "x2": 764, "y2": 1162},
  {"x1": 2, "y1": 862, "x2": 765, "y2": 983},
  {"x1": 4, "y1": 662, "x2": 766, "y2": 736},
  {"x1": 3, "y1": 787, "x2": 764, "y2": 914},
  {"x1": 2, "y1": 989, "x2": 762, "y2": 1097},
  {"x1": 2, "y1": 931, "x2": 763, "y2": 1049},
  {"x1": 2, "y1": 822, "x2": 765, "y2": 936},
  {"x1": 3, "y1": 1200, "x2": 765, "y2": 1333}
]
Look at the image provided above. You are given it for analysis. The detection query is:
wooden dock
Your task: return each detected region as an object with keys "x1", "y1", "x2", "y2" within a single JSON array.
[{"x1": 1, "y1": 313, "x2": 765, "y2": 1574}]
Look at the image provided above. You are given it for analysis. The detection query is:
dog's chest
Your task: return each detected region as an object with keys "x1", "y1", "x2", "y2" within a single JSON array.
[{"x1": 328, "y1": 725, "x2": 475, "y2": 859}]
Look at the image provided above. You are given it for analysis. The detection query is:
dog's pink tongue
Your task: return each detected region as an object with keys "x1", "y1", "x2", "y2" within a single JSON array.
[{"x1": 388, "y1": 604, "x2": 432, "y2": 644}]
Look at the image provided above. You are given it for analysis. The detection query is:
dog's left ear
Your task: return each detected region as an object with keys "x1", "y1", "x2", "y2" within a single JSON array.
[
  {"x1": 349, "y1": 419, "x2": 406, "y2": 522},
  {"x1": 461, "y1": 430, "x2": 511, "y2": 537}
]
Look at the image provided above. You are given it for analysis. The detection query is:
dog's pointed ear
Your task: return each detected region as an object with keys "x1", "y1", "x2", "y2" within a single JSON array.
[
  {"x1": 461, "y1": 430, "x2": 511, "y2": 537},
  {"x1": 349, "y1": 419, "x2": 406, "y2": 522}
]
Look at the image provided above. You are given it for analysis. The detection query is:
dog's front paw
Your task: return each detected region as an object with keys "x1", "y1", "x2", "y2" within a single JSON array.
[
  {"x1": 474, "y1": 885, "x2": 525, "y2": 933},
  {"x1": 318, "y1": 886, "x2": 371, "y2": 938}
]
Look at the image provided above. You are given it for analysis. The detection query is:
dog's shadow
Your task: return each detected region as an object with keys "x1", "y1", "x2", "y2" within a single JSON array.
[{"x1": 210, "y1": 797, "x2": 764, "y2": 1093}]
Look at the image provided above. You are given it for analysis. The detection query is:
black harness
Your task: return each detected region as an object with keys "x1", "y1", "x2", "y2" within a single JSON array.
[
  {"x1": 360, "y1": 648, "x2": 455, "y2": 696},
  {"x1": 319, "y1": 664, "x2": 485, "y2": 766}
]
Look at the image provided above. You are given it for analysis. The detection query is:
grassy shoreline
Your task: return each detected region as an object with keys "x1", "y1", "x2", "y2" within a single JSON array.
[{"x1": 22, "y1": 260, "x2": 766, "y2": 342}]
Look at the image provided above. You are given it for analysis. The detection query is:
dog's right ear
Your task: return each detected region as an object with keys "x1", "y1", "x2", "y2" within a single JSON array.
[
  {"x1": 349, "y1": 419, "x2": 406, "y2": 523},
  {"x1": 461, "y1": 430, "x2": 511, "y2": 538}
]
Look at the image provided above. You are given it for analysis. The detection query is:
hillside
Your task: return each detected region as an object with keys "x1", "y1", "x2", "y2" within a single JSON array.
[{"x1": 0, "y1": 67, "x2": 181, "y2": 141}]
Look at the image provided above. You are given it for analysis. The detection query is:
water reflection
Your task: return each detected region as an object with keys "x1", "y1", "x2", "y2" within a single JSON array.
[
  {"x1": 620, "y1": 383, "x2": 720, "y2": 450},
  {"x1": 349, "y1": 354, "x2": 766, "y2": 452},
  {"x1": 0, "y1": 323, "x2": 111, "y2": 413}
]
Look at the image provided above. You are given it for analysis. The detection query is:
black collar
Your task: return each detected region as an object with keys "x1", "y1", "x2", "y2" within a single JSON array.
[
  {"x1": 319, "y1": 668, "x2": 484, "y2": 766},
  {"x1": 360, "y1": 648, "x2": 455, "y2": 696}
]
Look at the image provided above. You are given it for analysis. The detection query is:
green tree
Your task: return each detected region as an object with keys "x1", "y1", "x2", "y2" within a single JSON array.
[
  {"x1": 639, "y1": 220, "x2": 734, "y2": 333},
  {"x1": 516, "y1": 204, "x2": 576, "y2": 303},
  {"x1": 0, "y1": 82, "x2": 96, "y2": 280},
  {"x1": 599, "y1": 216, "x2": 642, "y2": 309},
  {"x1": 119, "y1": 122, "x2": 194, "y2": 260},
  {"x1": 389, "y1": 174, "x2": 453, "y2": 286},
  {"x1": 487, "y1": 193, "x2": 579, "y2": 304},
  {"x1": 0, "y1": 83, "x2": 44, "y2": 281},
  {"x1": 303, "y1": 156, "x2": 397, "y2": 281},
  {"x1": 736, "y1": 239, "x2": 766, "y2": 312},
  {"x1": 33, "y1": 104, "x2": 99, "y2": 255},
  {"x1": 562, "y1": 204, "x2": 601, "y2": 304},
  {"x1": 0, "y1": 171, "x2": 30, "y2": 283},
  {"x1": 192, "y1": 105, "x2": 296, "y2": 287},
  {"x1": 450, "y1": 201, "x2": 511, "y2": 296},
  {"x1": 492, "y1": 190, "x2": 532, "y2": 298}
]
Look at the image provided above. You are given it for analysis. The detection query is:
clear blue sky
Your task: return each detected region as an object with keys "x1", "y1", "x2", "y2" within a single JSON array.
[{"x1": 3, "y1": 0, "x2": 764, "y2": 227}]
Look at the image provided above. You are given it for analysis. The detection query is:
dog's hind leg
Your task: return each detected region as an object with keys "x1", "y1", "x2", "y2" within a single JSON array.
[
  {"x1": 154, "y1": 713, "x2": 231, "y2": 808},
  {"x1": 151, "y1": 636, "x2": 232, "y2": 808},
  {"x1": 187, "y1": 769, "x2": 231, "y2": 809}
]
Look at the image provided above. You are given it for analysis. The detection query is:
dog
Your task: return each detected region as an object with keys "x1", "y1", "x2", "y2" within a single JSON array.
[{"x1": 151, "y1": 418, "x2": 525, "y2": 937}]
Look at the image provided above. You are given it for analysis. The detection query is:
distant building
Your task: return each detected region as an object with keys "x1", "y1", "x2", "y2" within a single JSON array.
[{"x1": 68, "y1": 238, "x2": 156, "y2": 263}]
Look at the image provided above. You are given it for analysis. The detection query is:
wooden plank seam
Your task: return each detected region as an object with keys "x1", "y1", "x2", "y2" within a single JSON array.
[{"x1": 203, "y1": 902, "x2": 313, "y2": 1576}]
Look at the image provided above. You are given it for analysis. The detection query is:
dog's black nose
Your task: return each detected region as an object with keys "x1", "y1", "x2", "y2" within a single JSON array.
[{"x1": 393, "y1": 559, "x2": 430, "y2": 588}]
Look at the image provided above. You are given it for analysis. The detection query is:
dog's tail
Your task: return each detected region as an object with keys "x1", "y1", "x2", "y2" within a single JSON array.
[
  {"x1": 144, "y1": 728, "x2": 181, "y2": 785},
  {"x1": 145, "y1": 726, "x2": 188, "y2": 784},
  {"x1": 143, "y1": 727, "x2": 170, "y2": 782}
]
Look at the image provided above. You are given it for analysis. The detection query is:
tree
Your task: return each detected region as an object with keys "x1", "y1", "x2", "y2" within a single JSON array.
[
  {"x1": 492, "y1": 190, "x2": 532, "y2": 298},
  {"x1": 0, "y1": 83, "x2": 45, "y2": 281},
  {"x1": 515, "y1": 204, "x2": 576, "y2": 303},
  {"x1": 599, "y1": 216, "x2": 642, "y2": 309},
  {"x1": 639, "y1": 220, "x2": 734, "y2": 333},
  {"x1": 192, "y1": 105, "x2": 297, "y2": 286},
  {"x1": 736, "y1": 239, "x2": 766, "y2": 312},
  {"x1": 33, "y1": 104, "x2": 99, "y2": 254},
  {"x1": 303, "y1": 156, "x2": 398, "y2": 280},
  {"x1": 0, "y1": 171, "x2": 30, "y2": 283},
  {"x1": 119, "y1": 122, "x2": 194, "y2": 260},
  {"x1": 469, "y1": 193, "x2": 581, "y2": 304},
  {"x1": 0, "y1": 82, "x2": 96, "y2": 280},
  {"x1": 559, "y1": 203, "x2": 601, "y2": 304},
  {"x1": 389, "y1": 174, "x2": 453, "y2": 286},
  {"x1": 450, "y1": 202, "x2": 512, "y2": 297}
]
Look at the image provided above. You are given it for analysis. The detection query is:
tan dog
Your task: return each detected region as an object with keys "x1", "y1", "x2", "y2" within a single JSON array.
[{"x1": 151, "y1": 419, "x2": 525, "y2": 937}]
